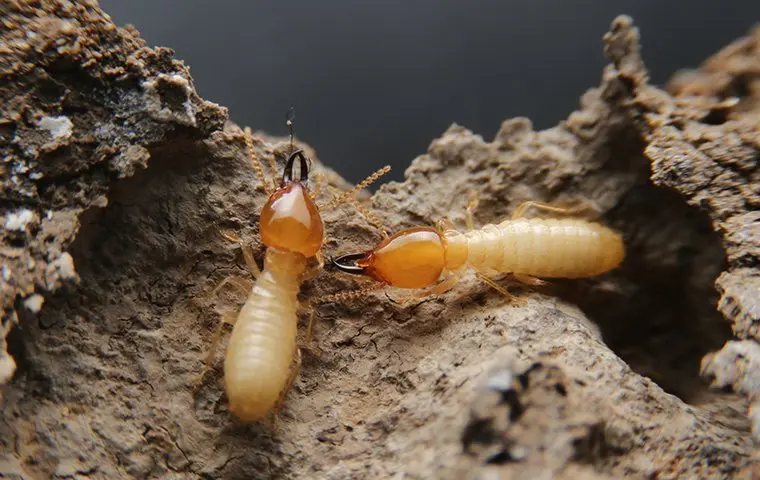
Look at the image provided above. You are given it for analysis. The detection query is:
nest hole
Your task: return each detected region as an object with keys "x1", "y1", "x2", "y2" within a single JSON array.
[{"x1": 556, "y1": 128, "x2": 731, "y2": 403}]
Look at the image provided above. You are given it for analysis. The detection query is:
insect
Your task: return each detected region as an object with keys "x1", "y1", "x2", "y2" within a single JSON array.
[
  {"x1": 199, "y1": 115, "x2": 390, "y2": 423},
  {"x1": 331, "y1": 196, "x2": 625, "y2": 297}
]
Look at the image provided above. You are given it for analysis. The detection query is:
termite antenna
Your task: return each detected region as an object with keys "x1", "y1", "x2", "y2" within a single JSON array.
[
  {"x1": 311, "y1": 283, "x2": 382, "y2": 305},
  {"x1": 327, "y1": 185, "x2": 388, "y2": 237},
  {"x1": 243, "y1": 126, "x2": 272, "y2": 195},
  {"x1": 286, "y1": 106, "x2": 296, "y2": 155},
  {"x1": 321, "y1": 165, "x2": 391, "y2": 211}
]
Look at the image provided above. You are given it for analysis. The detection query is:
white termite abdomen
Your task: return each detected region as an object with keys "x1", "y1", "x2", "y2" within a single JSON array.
[
  {"x1": 223, "y1": 249, "x2": 305, "y2": 422},
  {"x1": 463, "y1": 218, "x2": 625, "y2": 278}
]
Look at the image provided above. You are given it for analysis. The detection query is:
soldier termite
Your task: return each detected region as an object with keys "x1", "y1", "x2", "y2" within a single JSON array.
[
  {"x1": 331, "y1": 195, "x2": 625, "y2": 298},
  {"x1": 199, "y1": 113, "x2": 390, "y2": 423}
]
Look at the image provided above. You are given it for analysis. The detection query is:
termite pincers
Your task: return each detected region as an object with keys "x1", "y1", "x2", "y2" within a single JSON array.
[
  {"x1": 331, "y1": 196, "x2": 625, "y2": 297},
  {"x1": 199, "y1": 116, "x2": 390, "y2": 423}
]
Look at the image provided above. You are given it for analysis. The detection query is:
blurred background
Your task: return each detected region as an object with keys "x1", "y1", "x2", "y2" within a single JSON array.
[{"x1": 100, "y1": 1, "x2": 759, "y2": 183}]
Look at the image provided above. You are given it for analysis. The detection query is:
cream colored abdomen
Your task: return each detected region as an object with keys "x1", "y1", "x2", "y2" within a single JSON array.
[
  {"x1": 464, "y1": 218, "x2": 624, "y2": 278},
  {"x1": 223, "y1": 266, "x2": 299, "y2": 422}
]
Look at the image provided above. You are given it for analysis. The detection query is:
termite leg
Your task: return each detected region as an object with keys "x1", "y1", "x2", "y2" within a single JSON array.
[
  {"x1": 315, "y1": 250, "x2": 325, "y2": 270},
  {"x1": 435, "y1": 218, "x2": 457, "y2": 233},
  {"x1": 296, "y1": 247, "x2": 325, "y2": 358},
  {"x1": 195, "y1": 311, "x2": 238, "y2": 388},
  {"x1": 300, "y1": 250, "x2": 325, "y2": 282},
  {"x1": 384, "y1": 274, "x2": 460, "y2": 303},
  {"x1": 205, "y1": 275, "x2": 252, "y2": 302},
  {"x1": 293, "y1": 300, "x2": 323, "y2": 357},
  {"x1": 270, "y1": 346, "x2": 303, "y2": 431},
  {"x1": 219, "y1": 229, "x2": 261, "y2": 280},
  {"x1": 219, "y1": 228, "x2": 241, "y2": 244},
  {"x1": 438, "y1": 189, "x2": 479, "y2": 234},
  {"x1": 241, "y1": 244, "x2": 261, "y2": 279},
  {"x1": 512, "y1": 273, "x2": 548, "y2": 287},
  {"x1": 300, "y1": 309, "x2": 323, "y2": 358},
  {"x1": 475, "y1": 271, "x2": 525, "y2": 305},
  {"x1": 465, "y1": 189, "x2": 480, "y2": 231},
  {"x1": 410, "y1": 274, "x2": 460, "y2": 299},
  {"x1": 304, "y1": 311, "x2": 316, "y2": 351},
  {"x1": 511, "y1": 200, "x2": 599, "y2": 220}
]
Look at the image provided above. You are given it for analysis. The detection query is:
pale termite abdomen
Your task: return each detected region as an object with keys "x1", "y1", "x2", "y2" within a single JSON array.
[
  {"x1": 224, "y1": 249, "x2": 305, "y2": 422},
  {"x1": 463, "y1": 218, "x2": 624, "y2": 278}
]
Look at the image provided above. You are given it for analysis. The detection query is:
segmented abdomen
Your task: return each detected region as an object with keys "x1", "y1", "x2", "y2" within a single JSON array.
[
  {"x1": 464, "y1": 218, "x2": 624, "y2": 278},
  {"x1": 224, "y1": 262, "x2": 300, "y2": 422}
]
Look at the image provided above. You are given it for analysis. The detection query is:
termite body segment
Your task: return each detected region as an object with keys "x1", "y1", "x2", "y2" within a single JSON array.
[
  {"x1": 224, "y1": 248, "x2": 306, "y2": 422},
  {"x1": 223, "y1": 149, "x2": 322, "y2": 423},
  {"x1": 444, "y1": 217, "x2": 625, "y2": 279},
  {"x1": 333, "y1": 214, "x2": 625, "y2": 290}
]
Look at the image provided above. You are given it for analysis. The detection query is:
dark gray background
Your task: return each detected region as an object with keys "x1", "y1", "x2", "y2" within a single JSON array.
[{"x1": 100, "y1": 1, "x2": 759, "y2": 183}]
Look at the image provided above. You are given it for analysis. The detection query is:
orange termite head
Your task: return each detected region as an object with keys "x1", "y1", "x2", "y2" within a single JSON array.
[
  {"x1": 331, "y1": 227, "x2": 445, "y2": 289},
  {"x1": 259, "y1": 150, "x2": 324, "y2": 258}
]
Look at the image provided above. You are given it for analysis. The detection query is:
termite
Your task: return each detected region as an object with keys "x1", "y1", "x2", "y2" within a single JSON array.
[
  {"x1": 199, "y1": 114, "x2": 390, "y2": 423},
  {"x1": 331, "y1": 195, "x2": 625, "y2": 297}
]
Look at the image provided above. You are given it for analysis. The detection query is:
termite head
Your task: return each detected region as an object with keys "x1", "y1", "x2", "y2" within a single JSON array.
[
  {"x1": 332, "y1": 227, "x2": 445, "y2": 289},
  {"x1": 259, "y1": 149, "x2": 324, "y2": 257}
]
